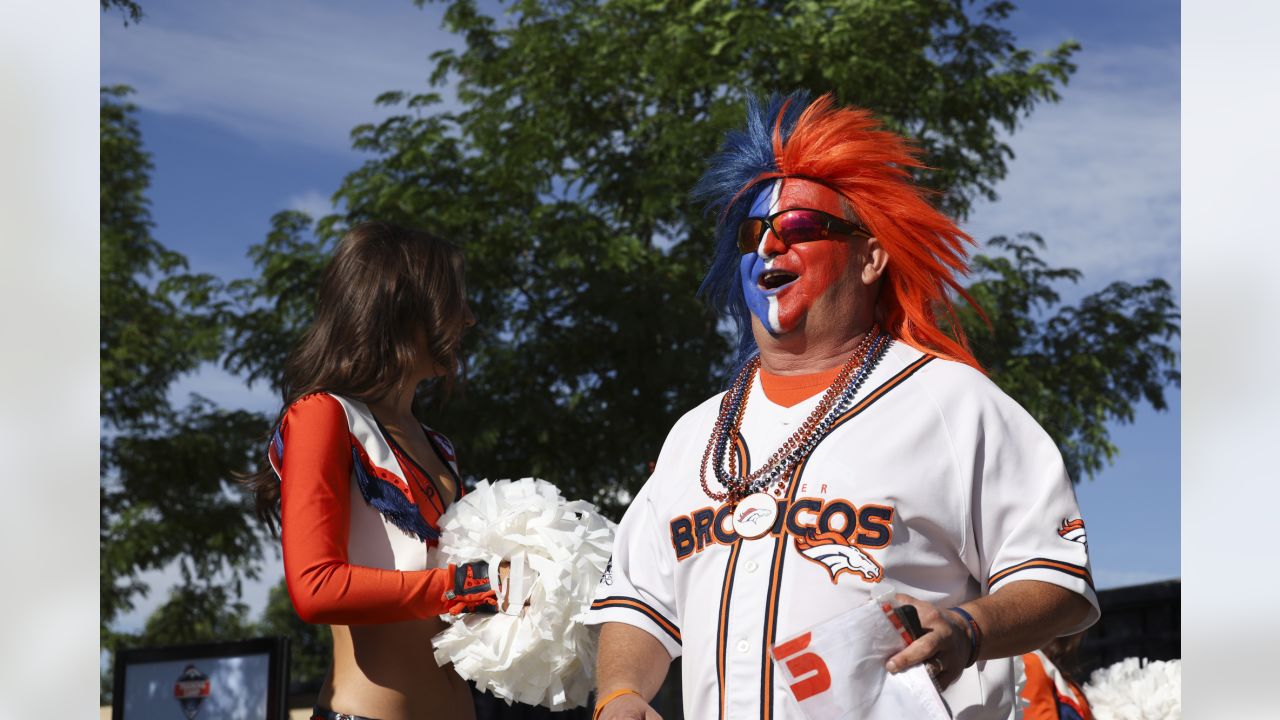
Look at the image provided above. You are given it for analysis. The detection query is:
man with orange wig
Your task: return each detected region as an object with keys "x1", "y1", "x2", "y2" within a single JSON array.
[{"x1": 586, "y1": 93, "x2": 1098, "y2": 720}]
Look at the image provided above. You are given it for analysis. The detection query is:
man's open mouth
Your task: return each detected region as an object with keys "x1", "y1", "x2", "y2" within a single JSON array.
[{"x1": 758, "y1": 269, "x2": 799, "y2": 291}]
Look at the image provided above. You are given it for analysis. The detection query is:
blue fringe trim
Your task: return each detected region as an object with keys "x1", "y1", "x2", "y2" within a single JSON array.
[
  {"x1": 269, "y1": 427, "x2": 284, "y2": 464},
  {"x1": 271, "y1": 417, "x2": 438, "y2": 541},
  {"x1": 349, "y1": 447, "x2": 439, "y2": 541}
]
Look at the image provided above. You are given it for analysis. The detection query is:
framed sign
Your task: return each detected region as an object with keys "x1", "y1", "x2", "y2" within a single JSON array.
[{"x1": 111, "y1": 637, "x2": 290, "y2": 720}]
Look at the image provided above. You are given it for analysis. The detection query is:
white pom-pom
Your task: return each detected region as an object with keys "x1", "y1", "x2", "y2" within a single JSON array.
[
  {"x1": 1084, "y1": 657, "x2": 1181, "y2": 720},
  {"x1": 432, "y1": 478, "x2": 616, "y2": 710}
]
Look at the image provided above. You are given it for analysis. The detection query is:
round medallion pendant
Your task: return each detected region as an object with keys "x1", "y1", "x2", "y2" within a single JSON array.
[{"x1": 731, "y1": 492, "x2": 779, "y2": 540}]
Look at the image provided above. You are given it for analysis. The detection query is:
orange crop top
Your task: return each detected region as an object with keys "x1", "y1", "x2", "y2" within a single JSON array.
[{"x1": 271, "y1": 393, "x2": 493, "y2": 623}]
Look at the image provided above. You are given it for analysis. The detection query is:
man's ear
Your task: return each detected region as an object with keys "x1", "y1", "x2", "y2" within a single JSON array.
[{"x1": 861, "y1": 235, "x2": 888, "y2": 286}]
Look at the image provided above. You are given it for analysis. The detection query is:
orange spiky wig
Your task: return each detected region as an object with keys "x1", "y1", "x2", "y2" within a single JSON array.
[{"x1": 694, "y1": 92, "x2": 985, "y2": 373}]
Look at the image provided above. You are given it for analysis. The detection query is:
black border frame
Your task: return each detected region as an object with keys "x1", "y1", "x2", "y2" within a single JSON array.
[{"x1": 111, "y1": 636, "x2": 290, "y2": 719}]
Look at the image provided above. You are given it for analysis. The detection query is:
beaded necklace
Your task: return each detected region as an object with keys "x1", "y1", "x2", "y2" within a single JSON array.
[{"x1": 699, "y1": 327, "x2": 888, "y2": 505}]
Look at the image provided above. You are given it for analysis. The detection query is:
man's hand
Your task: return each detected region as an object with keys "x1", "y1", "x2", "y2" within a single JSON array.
[
  {"x1": 596, "y1": 693, "x2": 663, "y2": 720},
  {"x1": 885, "y1": 594, "x2": 971, "y2": 690},
  {"x1": 884, "y1": 581, "x2": 1095, "y2": 690}
]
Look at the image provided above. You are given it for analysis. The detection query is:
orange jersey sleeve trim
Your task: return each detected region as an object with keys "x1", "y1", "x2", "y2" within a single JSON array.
[
  {"x1": 590, "y1": 595, "x2": 682, "y2": 644},
  {"x1": 988, "y1": 558, "x2": 1094, "y2": 590},
  {"x1": 278, "y1": 394, "x2": 463, "y2": 624}
]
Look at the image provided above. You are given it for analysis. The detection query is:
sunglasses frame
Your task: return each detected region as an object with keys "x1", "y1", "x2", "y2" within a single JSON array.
[{"x1": 736, "y1": 207, "x2": 870, "y2": 256}]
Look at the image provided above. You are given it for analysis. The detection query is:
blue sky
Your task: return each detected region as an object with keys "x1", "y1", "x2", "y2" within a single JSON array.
[{"x1": 101, "y1": 0, "x2": 1180, "y2": 631}]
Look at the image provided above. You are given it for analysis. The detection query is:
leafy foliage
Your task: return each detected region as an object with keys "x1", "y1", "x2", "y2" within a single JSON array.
[
  {"x1": 102, "y1": 399, "x2": 269, "y2": 617},
  {"x1": 224, "y1": 211, "x2": 333, "y2": 393},
  {"x1": 102, "y1": 0, "x2": 144, "y2": 25},
  {"x1": 225, "y1": 0, "x2": 1085, "y2": 516},
  {"x1": 99, "y1": 3, "x2": 279, "y2": 704},
  {"x1": 258, "y1": 579, "x2": 332, "y2": 693},
  {"x1": 100, "y1": 86, "x2": 222, "y2": 431},
  {"x1": 135, "y1": 584, "x2": 256, "y2": 647},
  {"x1": 959, "y1": 235, "x2": 1180, "y2": 481},
  {"x1": 100, "y1": 87, "x2": 268, "y2": 658}
]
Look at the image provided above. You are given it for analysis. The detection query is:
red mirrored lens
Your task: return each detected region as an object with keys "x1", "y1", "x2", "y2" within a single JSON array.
[
  {"x1": 772, "y1": 210, "x2": 828, "y2": 244},
  {"x1": 736, "y1": 210, "x2": 852, "y2": 255}
]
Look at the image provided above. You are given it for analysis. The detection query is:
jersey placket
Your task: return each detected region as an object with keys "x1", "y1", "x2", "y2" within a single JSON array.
[{"x1": 716, "y1": 387, "x2": 822, "y2": 720}]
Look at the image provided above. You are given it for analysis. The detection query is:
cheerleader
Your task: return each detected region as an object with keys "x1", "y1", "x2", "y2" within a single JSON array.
[{"x1": 245, "y1": 221, "x2": 498, "y2": 720}]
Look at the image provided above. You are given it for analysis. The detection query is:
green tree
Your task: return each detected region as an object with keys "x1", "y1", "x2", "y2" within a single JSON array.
[
  {"x1": 258, "y1": 579, "x2": 332, "y2": 693},
  {"x1": 100, "y1": 0, "x2": 276, "y2": 702},
  {"x1": 135, "y1": 584, "x2": 255, "y2": 647},
  {"x1": 224, "y1": 210, "x2": 333, "y2": 394},
  {"x1": 99, "y1": 86, "x2": 220, "y2": 432},
  {"x1": 230, "y1": 0, "x2": 1160, "y2": 518},
  {"x1": 958, "y1": 235, "x2": 1179, "y2": 482},
  {"x1": 100, "y1": 85, "x2": 267, "y2": 664},
  {"x1": 102, "y1": 0, "x2": 144, "y2": 25}
]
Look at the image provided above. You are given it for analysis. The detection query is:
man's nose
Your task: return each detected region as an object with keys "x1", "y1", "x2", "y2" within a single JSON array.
[{"x1": 758, "y1": 227, "x2": 787, "y2": 258}]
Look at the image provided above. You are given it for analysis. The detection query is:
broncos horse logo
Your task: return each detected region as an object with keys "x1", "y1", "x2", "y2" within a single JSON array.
[
  {"x1": 1058, "y1": 518, "x2": 1087, "y2": 544},
  {"x1": 793, "y1": 529, "x2": 883, "y2": 584},
  {"x1": 735, "y1": 507, "x2": 770, "y2": 527}
]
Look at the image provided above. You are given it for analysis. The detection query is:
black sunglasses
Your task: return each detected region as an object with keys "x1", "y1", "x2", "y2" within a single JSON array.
[{"x1": 736, "y1": 208, "x2": 869, "y2": 256}]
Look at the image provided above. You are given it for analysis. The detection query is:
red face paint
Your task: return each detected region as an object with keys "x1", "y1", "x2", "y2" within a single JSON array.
[{"x1": 740, "y1": 178, "x2": 859, "y2": 334}]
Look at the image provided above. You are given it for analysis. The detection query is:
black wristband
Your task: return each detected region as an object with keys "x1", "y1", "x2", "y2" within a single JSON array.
[{"x1": 948, "y1": 606, "x2": 982, "y2": 668}]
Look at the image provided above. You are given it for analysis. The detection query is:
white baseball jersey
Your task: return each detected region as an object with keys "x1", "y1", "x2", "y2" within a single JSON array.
[{"x1": 586, "y1": 340, "x2": 1099, "y2": 720}]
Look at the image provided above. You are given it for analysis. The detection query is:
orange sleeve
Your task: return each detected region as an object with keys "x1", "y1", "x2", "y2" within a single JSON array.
[
  {"x1": 1018, "y1": 653, "x2": 1061, "y2": 720},
  {"x1": 278, "y1": 394, "x2": 468, "y2": 624}
]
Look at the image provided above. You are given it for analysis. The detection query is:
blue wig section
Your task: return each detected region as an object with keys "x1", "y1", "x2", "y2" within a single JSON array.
[
  {"x1": 693, "y1": 91, "x2": 812, "y2": 376},
  {"x1": 349, "y1": 447, "x2": 439, "y2": 541}
]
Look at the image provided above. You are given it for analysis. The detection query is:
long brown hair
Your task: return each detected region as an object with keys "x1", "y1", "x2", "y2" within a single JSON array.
[{"x1": 242, "y1": 221, "x2": 469, "y2": 531}]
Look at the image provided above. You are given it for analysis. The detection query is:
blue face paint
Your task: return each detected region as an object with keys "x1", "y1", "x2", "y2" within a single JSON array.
[
  {"x1": 741, "y1": 182, "x2": 783, "y2": 333},
  {"x1": 741, "y1": 252, "x2": 773, "y2": 332}
]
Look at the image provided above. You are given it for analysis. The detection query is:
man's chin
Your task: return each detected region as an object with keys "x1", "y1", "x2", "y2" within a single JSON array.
[{"x1": 751, "y1": 312, "x2": 807, "y2": 341}]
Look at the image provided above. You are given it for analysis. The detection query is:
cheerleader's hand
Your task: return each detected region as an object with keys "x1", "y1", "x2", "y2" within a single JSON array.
[
  {"x1": 496, "y1": 561, "x2": 532, "y2": 613},
  {"x1": 443, "y1": 561, "x2": 498, "y2": 615}
]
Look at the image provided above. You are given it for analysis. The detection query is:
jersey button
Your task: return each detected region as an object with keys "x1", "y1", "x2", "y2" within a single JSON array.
[
  {"x1": 744, "y1": 560, "x2": 758, "y2": 573},
  {"x1": 736, "y1": 640, "x2": 749, "y2": 653}
]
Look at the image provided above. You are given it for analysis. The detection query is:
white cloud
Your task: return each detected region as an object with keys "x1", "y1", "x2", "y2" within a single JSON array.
[
  {"x1": 964, "y1": 42, "x2": 1180, "y2": 301},
  {"x1": 101, "y1": 0, "x2": 463, "y2": 153},
  {"x1": 286, "y1": 189, "x2": 334, "y2": 220}
]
